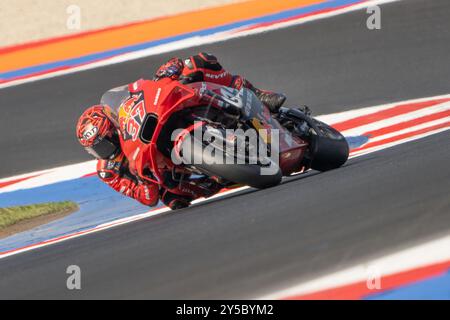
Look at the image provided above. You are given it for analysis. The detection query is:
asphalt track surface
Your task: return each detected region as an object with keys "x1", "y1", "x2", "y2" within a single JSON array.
[{"x1": 0, "y1": 0, "x2": 449, "y2": 299}]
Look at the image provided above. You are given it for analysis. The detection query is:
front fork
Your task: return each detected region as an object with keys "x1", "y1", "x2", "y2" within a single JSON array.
[{"x1": 276, "y1": 106, "x2": 316, "y2": 169}]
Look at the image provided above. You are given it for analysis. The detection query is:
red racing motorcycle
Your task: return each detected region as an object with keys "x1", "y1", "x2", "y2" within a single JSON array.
[{"x1": 101, "y1": 78, "x2": 349, "y2": 202}]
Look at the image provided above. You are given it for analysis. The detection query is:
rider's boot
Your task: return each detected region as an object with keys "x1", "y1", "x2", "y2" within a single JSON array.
[
  {"x1": 231, "y1": 76, "x2": 286, "y2": 113},
  {"x1": 160, "y1": 189, "x2": 192, "y2": 210},
  {"x1": 252, "y1": 87, "x2": 287, "y2": 113}
]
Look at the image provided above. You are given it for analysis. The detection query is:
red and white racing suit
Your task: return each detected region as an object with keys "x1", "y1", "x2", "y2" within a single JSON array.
[{"x1": 97, "y1": 153, "x2": 160, "y2": 206}]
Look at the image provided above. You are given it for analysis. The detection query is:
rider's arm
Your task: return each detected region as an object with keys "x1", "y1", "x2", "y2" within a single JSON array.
[
  {"x1": 180, "y1": 53, "x2": 233, "y2": 86},
  {"x1": 96, "y1": 153, "x2": 159, "y2": 206},
  {"x1": 154, "y1": 53, "x2": 235, "y2": 86}
]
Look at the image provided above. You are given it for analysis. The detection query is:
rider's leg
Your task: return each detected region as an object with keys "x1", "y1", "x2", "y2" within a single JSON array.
[
  {"x1": 160, "y1": 189, "x2": 192, "y2": 210},
  {"x1": 180, "y1": 53, "x2": 287, "y2": 113},
  {"x1": 230, "y1": 76, "x2": 286, "y2": 113}
]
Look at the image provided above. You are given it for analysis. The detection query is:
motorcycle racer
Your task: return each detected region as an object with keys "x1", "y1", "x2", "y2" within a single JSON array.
[{"x1": 76, "y1": 53, "x2": 287, "y2": 209}]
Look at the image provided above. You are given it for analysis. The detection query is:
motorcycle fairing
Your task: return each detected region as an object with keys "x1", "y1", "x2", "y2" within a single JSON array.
[{"x1": 115, "y1": 79, "x2": 308, "y2": 187}]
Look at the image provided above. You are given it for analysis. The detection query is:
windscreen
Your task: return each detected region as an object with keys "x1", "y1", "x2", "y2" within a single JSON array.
[
  {"x1": 100, "y1": 85, "x2": 130, "y2": 115},
  {"x1": 218, "y1": 87, "x2": 265, "y2": 121}
]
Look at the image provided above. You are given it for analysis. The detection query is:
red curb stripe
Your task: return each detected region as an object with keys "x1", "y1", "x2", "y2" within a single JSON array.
[
  {"x1": 286, "y1": 260, "x2": 450, "y2": 300},
  {"x1": 0, "y1": 54, "x2": 123, "y2": 84},
  {"x1": 0, "y1": 15, "x2": 176, "y2": 56},
  {"x1": 351, "y1": 121, "x2": 450, "y2": 153},
  {"x1": 0, "y1": 174, "x2": 42, "y2": 189},
  {"x1": 361, "y1": 109, "x2": 450, "y2": 138},
  {"x1": 333, "y1": 99, "x2": 450, "y2": 132}
]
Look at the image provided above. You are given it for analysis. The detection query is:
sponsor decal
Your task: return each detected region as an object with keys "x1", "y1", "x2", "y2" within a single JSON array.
[
  {"x1": 205, "y1": 71, "x2": 230, "y2": 80},
  {"x1": 118, "y1": 93, "x2": 146, "y2": 141},
  {"x1": 142, "y1": 185, "x2": 151, "y2": 200},
  {"x1": 83, "y1": 125, "x2": 98, "y2": 141},
  {"x1": 132, "y1": 147, "x2": 141, "y2": 161},
  {"x1": 219, "y1": 87, "x2": 243, "y2": 107},
  {"x1": 154, "y1": 88, "x2": 162, "y2": 106},
  {"x1": 244, "y1": 90, "x2": 253, "y2": 117},
  {"x1": 180, "y1": 186, "x2": 196, "y2": 196}
]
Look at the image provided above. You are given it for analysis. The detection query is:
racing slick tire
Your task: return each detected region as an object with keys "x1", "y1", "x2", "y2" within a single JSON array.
[
  {"x1": 308, "y1": 119, "x2": 349, "y2": 172},
  {"x1": 177, "y1": 127, "x2": 282, "y2": 189}
]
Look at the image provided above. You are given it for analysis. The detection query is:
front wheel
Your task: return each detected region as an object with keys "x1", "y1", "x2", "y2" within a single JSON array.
[{"x1": 177, "y1": 126, "x2": 282, "y2": 189}]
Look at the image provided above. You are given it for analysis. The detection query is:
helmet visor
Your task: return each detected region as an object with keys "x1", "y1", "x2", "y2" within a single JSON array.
[{"x1": 85, "y1": 137, "x2": 118, "y2": 159}]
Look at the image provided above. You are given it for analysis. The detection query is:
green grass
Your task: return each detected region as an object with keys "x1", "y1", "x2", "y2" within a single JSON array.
[{"x1": 0, "y1": 201, "x2": 79, "y2": 229}]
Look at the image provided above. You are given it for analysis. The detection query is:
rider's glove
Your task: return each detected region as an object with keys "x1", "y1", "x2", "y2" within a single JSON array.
[
  {"x1": 153, "y1": 58, "x2": 184, "y2": 81},
  {"x1": 134, "y1": 183, "x2": 159, "y2": 206}
]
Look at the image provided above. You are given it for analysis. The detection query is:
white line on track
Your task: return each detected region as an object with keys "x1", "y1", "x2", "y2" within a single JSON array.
[
  {"x1": 259, "y1": 234, "x2": 450, "y2": 299},
  {"x1": 316, "y1": 94, "x2": 450, "y2": 125},
  {"x1": 0, "y1": 160, "x2": 96, "y2": 193},
  {"x1": 349, "y1": 126, "x2": 450, "y2": 157},
  {"x1": 0, "y1": 0, "x2": 401, "y2": 90},
  {"x1": 366, "y1": 117, "x2": 450, "y2": 143},
  {"x1": 340, "y1": 102, "x2": 450, "y2": 137}
]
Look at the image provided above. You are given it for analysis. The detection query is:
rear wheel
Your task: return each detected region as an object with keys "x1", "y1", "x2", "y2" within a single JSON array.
[{"x1": 308, "y1": 119, "x2": 349, "y2": 171}]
